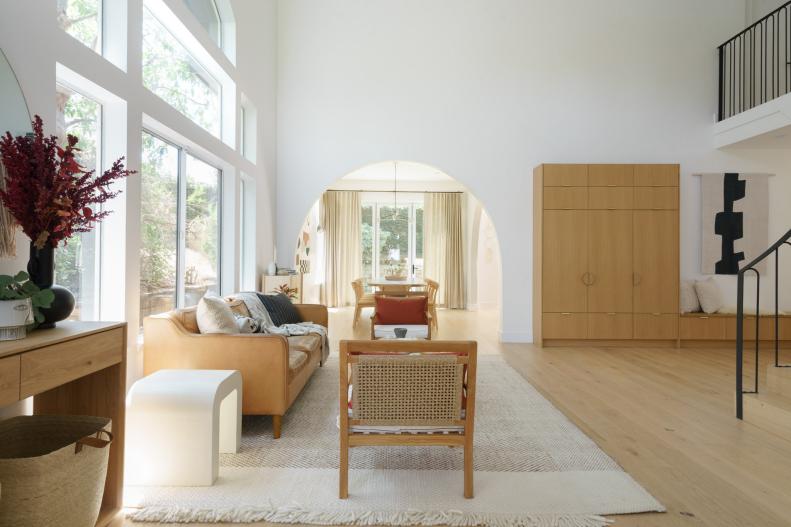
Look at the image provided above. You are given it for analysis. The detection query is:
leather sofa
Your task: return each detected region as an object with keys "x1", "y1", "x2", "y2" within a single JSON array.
[{"x1": 143, "y1": 300, "x2": 328, "y2": 438}]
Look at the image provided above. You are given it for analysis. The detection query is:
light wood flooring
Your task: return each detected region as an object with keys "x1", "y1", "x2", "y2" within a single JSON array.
[{"x1": 119, "y1": 307, "x2": 791, "y2": 527}]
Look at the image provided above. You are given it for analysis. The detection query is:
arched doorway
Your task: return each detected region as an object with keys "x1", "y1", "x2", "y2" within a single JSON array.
[{"x1": 289, "y1": 161, "x2": 503, "y2": 336}]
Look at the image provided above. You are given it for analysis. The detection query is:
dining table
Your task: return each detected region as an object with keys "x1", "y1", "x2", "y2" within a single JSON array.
[{"x1": 368, "y1": 277, "x2": 426, "y2": 296}]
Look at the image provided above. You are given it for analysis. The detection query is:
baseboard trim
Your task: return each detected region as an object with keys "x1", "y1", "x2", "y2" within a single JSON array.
[{"x1": 499, "y1": 331, "x2": 533, "y2": 343}]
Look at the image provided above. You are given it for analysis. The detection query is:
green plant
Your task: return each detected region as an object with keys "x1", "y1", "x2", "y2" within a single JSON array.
[{"x1": 0, "y1": 271, "x2": 56, "y2": 324}]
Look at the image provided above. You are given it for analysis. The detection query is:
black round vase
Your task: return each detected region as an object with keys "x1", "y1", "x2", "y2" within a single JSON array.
[{"x1": 28, "y1": 243, "x2": 75, "y2": 328}]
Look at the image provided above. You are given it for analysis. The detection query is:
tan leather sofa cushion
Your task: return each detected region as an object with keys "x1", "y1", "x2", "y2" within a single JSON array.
[
  {"x1": 288, "y1": 349, "x2": 310, "y2": 380},
  {"x1": 287, "y1": 334, "x2": 322, "y2": 359}
]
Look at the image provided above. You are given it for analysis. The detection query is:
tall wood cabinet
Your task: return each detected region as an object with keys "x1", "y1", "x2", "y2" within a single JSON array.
[{"x1": 533, "y1": 164, "x2": 679, "y2": 345}]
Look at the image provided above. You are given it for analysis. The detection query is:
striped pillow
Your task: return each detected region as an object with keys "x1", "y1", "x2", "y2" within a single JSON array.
[{"x1": 257, "y1": 293, "x2": 302, "y2": 326}]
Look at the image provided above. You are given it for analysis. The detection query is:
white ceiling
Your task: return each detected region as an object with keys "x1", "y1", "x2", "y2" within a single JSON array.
[{"x1": 342, "y1": 161, "x2": 454, "y2": 182}]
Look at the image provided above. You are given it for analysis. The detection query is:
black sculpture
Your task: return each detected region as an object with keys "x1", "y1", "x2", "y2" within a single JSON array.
[{"x1": 714, "y1": 173, "x2": 746, "y2": 274}]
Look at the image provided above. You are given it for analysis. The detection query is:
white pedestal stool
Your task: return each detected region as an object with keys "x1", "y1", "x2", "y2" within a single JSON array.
[{"x1": 125, "y1": 369, "x2": 242, "y2": 486}]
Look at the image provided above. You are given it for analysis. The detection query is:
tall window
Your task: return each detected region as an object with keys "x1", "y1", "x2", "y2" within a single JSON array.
[
  {"x1": 57, "y1": 0, "x2": 102, "y2": 54},
  {"x1": 184, "y1": 154, "x2": 221, "y2": 305},
  {"x1": 142, "y1": 4, "x2": 221, "y2": 136},
  {"x1": 55, "y1": 84, "x2": 102, "y2": 320},
  {"x1": 139, "y1": 131, "x2": 221, "y2": 324},
  {"x1": 361, "y1": 199, "x2": 424, "y2": 287},
  {"x1": 184, "y1": 0, "x2": 222, "y2": 46}
]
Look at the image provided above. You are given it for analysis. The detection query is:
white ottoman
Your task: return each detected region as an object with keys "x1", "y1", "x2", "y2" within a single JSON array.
[{"x1": 125, "y1": 369, "x2": 242, "y2": 486}]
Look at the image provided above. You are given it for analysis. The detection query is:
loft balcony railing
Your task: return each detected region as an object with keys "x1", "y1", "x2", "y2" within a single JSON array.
[{"x1": 718, "y1": 1, "x2": 791, "y2": 121}]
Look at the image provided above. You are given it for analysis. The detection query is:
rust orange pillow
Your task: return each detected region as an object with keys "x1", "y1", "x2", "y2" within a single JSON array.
[{"x1": 374, "y1": 296, "x2": 427, "y2": 324}]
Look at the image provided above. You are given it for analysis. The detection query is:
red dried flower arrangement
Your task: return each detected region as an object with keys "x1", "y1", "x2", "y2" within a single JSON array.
[{"x1": 0, "y1": 115, "x2": 134, "y2": 249}]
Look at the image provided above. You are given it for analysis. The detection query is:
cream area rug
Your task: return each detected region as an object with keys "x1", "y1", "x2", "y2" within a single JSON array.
[{"x1": 125, "y1": 355, "x2": 664, "y2": 526}]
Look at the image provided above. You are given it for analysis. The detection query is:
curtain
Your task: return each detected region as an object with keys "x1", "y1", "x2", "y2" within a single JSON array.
[
  {"x1": 320, "y1": 190, "x2": 361, "y2": 307},
  {"x1": 424, "y1": 192, "x2": 466, "y2": 309}
]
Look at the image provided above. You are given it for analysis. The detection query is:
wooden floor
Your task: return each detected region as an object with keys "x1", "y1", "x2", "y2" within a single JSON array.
[{"x1": 119, "y1": 307, "x2": 791, "y2": 526}]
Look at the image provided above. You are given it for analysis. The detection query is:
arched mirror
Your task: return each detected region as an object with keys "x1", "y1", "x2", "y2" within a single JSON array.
[
  {"x1": 0, "y1": 47, "x2": 31, "y2": 257},
  {"x1": 0, "y1": 48, "x2": 31, "y2": 137}
]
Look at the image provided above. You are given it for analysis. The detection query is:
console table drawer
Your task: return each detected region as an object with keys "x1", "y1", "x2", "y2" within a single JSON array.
[
  {"x1": 0, "y1": 355, "x2": 20, "y2": 406},
  {"x1": 20, "y1": 328, "x2": 123, "y2": 398}
]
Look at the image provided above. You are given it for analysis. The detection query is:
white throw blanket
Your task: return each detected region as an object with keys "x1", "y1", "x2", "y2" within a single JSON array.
[{"x1": 234, "y1": 292, "x2": 330, "y2": 362}]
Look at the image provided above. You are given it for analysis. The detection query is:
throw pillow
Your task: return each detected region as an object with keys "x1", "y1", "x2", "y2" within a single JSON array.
[
  {"x1": 196, "y1": 295, "x2": 239, "y2": 334},
  {"x1": 257, "y1": 293, "x2": 302, "y2": 326},
  {"x1": 375, "y1": 296, "x2": 428, "y2": 325},
  {"x1": 680, "y1": 280, "x2": 701, "y2": 313},
  {"x1": 694, "y1": 278, "x2": 723, "y2": 314}
]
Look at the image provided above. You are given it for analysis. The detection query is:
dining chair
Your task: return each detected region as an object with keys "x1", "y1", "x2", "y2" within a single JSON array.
[
  {"x1": 370, "y1": 294, "x2": 432, "y2": 340},
  {"x1": 424, "y1": 278, "x2": 440, "y2": 330},
  {"x1": 351, "y1": 279, "x2": 376, "y2": 327},
  {"x1": 339, "y1": 339, "x2": 477, "y2": 499}
]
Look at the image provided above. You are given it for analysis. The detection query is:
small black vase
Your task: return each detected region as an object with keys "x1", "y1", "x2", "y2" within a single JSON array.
[{"x1": 28, "y1": 242, "x2": 75, "y2": 329}]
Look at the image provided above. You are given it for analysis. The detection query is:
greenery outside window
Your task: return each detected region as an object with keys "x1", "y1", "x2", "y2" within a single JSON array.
[
  {"x1": 55, "y1": 83, "x2": 102, "y2": 320},
  {"x1": 142, "y1": 4, "x2": 222, "y2": 137},
  {"x1": 139, "y1": 131, "x2": 222, "y2": 325},
  {"x1": 57, "y1": 0, "x2": 102, "y2": 55},
  {"x1": 361, "y1": 199, "x2": 424, "y2": 291}
]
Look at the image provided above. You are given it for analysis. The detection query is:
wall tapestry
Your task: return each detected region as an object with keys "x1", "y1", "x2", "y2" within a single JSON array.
[{"x1": 699, "y1": 173, "x2": 770, "y2": 274}]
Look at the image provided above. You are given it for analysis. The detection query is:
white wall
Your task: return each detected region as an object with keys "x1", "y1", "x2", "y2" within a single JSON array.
[
  {"x1": 276, "y1": 0, "x2": 791, "y2": 341},
  {"x1": 746, "y1": 0, "x2": 789, "y2": 22},
  {"x1": 0, "y1": 0, "x2": 277, "y2": 387}
]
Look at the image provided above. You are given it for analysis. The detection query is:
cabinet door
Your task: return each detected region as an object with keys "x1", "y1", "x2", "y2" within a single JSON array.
[
  {"x1": 633, "y1": 210, "x2": 678, "y2": 313},
  {"x1": 588, "y1": 210, "x2": 633, "y2": 313},
  {"x1": 543, "y1": 210, "x2": 588, "y2": 313}
]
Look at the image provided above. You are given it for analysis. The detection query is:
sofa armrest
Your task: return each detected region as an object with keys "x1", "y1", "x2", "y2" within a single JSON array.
[{"x1": 295, "y1": 303, "x2": 328, "y2": 328}]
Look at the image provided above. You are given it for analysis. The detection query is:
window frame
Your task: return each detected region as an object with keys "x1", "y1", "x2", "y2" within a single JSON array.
[
  {"x1": 142, "y1": 1, "x2": 224, "y2": 138},
  {"x1": 361, "y1": 198, "x2": 424, "y2": 282},
  {"x1": 140, "y1": 128, "x2": 223, "y2": 318},
  {"x1": 55, "y1": 81, "x2": 104, "y2": 320}
]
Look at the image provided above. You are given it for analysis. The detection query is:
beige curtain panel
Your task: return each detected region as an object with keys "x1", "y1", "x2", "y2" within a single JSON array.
[
  {"x1": 320, "y1": 190, "x2": 361, "y2": 307},
  {"x1": 424, "y1": 192, "x2": 466, "y2": 309}
]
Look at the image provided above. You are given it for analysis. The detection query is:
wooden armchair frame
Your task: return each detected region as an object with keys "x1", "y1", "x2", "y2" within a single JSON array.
[{"x1": 339, "y1": 339, "x2": 477, "y2": 499}]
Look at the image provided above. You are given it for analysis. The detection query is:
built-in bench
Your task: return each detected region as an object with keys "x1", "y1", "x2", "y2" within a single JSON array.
[{"x1": 680, "y1": 312, "x2": 791, "y2": 347}]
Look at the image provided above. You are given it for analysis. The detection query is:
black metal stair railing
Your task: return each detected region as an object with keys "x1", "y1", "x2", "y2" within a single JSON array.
[
  {"x1": 718, "y1": 1, "x2": 791, "y2": 121},
  {"x1": 736, "y1": 228, "x2": 791, "y2": 419}
]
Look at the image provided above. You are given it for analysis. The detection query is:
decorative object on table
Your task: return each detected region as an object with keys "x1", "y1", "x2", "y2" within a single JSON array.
[
  {"x1": 393, "y1": 327, "x2": 408, "y2": 338},
  {"x1": 272, "y1": 283, "x2": 299, "y2": 301},
  {"x1": 267, "y1": 261, "x2": 277, "y2": 276},
  {"x1": 698, "y1": 173, "x2": 770, "y2": 274},
  {"x1": 0, "y1": 414, "x2": 113, "y2": 527},
  {"x1": 262, "y1": 273, "x2": 303, "y2": 303},
  {"x1": 0, "y1": 271, "x2": 54, "y2": 339},
  {"x1": 0, "y1": 115, "x2": 134, "y2": 327}
]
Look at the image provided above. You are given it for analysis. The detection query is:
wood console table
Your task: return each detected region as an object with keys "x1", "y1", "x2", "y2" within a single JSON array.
[{"x1": 0, "y1": 321, "x2": 127, "y2": 527}]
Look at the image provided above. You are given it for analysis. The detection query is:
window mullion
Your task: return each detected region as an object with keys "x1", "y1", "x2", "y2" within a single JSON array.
[{"x1": 176, "y1": 147, "x2": 187, "y2": 308}]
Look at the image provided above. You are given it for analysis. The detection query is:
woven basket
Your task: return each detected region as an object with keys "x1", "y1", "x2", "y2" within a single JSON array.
[{"x1": 0, "y1": 415, "x2": 113, "y2": 527}]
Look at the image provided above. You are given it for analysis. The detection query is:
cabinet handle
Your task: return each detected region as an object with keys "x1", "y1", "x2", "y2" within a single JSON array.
[
  {"x1": 561, "y1": 312, "x2": 572, "y2": 316},
  {"x1": 633, "y1": 272, "x2": 642, "y2": 286},
  {"x1": 607, "y1": 312, "x2": 616, "y2": 316},
  {"x1": 699, "y1": 316, "x2": 709, "y2": 319},
  {"x1": 581, "y1": 272, "x2": 592, "y2": 286},
  {"x1": 589, "y1": 273, "x2": 597, "y2": 285}
]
